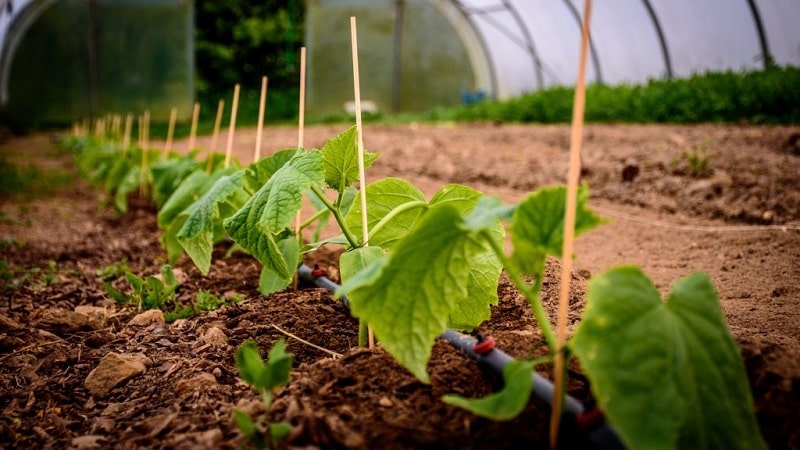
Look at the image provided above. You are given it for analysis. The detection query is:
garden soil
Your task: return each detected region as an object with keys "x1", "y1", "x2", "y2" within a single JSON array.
[{"x1": 1, "y1": 123, "x2": 799, "y2": 449}]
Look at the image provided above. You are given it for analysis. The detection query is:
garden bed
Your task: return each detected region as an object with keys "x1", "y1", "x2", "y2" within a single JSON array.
[{"x1": 1, "y1": 123, "x2": 799, "y2": 449}]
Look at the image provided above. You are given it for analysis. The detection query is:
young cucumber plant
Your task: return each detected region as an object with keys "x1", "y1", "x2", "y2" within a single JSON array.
[
  {"x1": 234, "y1": 339, "x2": 293, "y2": 450},
  {"x1": 338, "y1": 186, "x2": 766, "y2": 450}
]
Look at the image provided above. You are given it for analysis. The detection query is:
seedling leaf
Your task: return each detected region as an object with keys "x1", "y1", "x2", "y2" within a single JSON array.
[
  {"x1": 510, "y1": 185, "x2": 603, "y2": 275},
  {"x1": 344, "y1": 178, "x2": 425, "y2": 249},
  {"x1": 339, "y1": 204, "x2": 492, "y2": 382},
  {"x1": 177, "y1": 170, "x2": 247, "y2": 274},
  {"x1": 320, "y1": 125, "x2": 379, "y2": 191},
  {"x1": 243, "y1": 148, "x2": 297, "y2": 192},
  {"x1": 571, "y1": 267, "x2": 766, "y2": 450},
  {"x1": 225, "y1": 150, "x2": 323, "y2": 237},
  {"x1": 442, "y1": 359, "x2": 534, "y2": 420},
  {"x1": 235, "y1": 339, "x2": 293, "y2": 393}
]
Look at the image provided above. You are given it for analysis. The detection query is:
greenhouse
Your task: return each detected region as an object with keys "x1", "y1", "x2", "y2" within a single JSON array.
[
  {"x1": 1, "y1": 2, "x2": 800, "y2": 448},
  {"x1": 305, "y1": 0, "x2": 800, "y2": 113},
  {"x1": 2, "y1": 0, "x2": 799, "y2": 121},
  {"x1": 0, "y1": 0, "x2": 193, "y2": 126}
]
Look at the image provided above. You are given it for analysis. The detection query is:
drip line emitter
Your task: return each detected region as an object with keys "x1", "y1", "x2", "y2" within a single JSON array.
[{"x1": 297, "y1": 264, "x2": 625, "y2": 450}]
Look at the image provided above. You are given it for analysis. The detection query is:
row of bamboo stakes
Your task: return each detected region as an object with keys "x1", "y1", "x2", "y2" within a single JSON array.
[{"x1": 71, "y1": 9, "x2": 594, "y2": 447}]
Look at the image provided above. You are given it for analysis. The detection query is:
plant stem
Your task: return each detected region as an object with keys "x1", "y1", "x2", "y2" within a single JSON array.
[
  {"x1": 299, "y1": 208, "x2": 329, "y2": 231},
  {"x1": 481, "y1": 230, "x2": 557, "y2": 351},
  {"x1": 368, "y1": 200, "x2": 428, "y2": 238},
  {"x1": 309, "y1": 185, "x2": 360, "y2": 248}
]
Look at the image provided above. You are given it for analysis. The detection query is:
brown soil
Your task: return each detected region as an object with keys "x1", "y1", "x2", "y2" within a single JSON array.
[{"x1": 1, "y1": 123, "x2": 799, "y2": 449}]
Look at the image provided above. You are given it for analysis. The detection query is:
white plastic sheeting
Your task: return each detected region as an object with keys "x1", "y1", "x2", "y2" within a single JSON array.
[{"x1": 454, "y1": 0, "x2": 800, "y2": 99}]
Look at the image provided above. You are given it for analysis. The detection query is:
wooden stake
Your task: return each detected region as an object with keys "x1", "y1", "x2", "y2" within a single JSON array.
[
  {"x1": 298, "y1": 47, "x2": 307, "y2": 150},
  {"x1": 351, "y1": 17, "x2": 374, "y2": 348},
  {"x1": 224, "y1": 84, "x2": 240, "y2": 168},
  {"x1": 550, "y1": 1, "x2": 592, "y2": 448},
  {"x1": 164, "y1": 106, "x2": 177, "y2": 157},
  {"x1": 293, "y1": 47, "x2": 307, "y2": 291},
  {"x1": 254, "y1": 76, "x2": 268, "y2": 162},
  {"x1": 188, "y1": 102, "x2": 200, "y2": 151},
  {"x1": 140, "y1": 110, "x2": 151, "y2": 197},
  {"x1": 208, "y1": 99, "x2": 225, "y2": 172},
  {"x1": 122, "y1": 113, "x2": 133, "y2": 155}
]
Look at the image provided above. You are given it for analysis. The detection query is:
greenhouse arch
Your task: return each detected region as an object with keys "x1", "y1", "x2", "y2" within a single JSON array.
[{"x1": 305, "y1": 0, "x2": 800, "y2": 114}]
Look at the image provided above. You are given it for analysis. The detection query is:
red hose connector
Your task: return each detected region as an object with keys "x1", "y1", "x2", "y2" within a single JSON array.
[
  {"x1": 472, "y1": 335, "x2": 496, "y2": 355},
  {"x1": 577, "y1": 407, "x2": 606, "y2": 431},
  {"x1": 311, "y1": 265, "x2": 327, "y2": 278}
]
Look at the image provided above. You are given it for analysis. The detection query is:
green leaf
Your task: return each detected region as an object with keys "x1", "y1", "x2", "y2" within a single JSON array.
[
  {"x1": 571, "y1": 267, "x2": 766, "y2": 450},
  {"x1": 150, "y1": 153, "x2": 201, "y2": 208},
  {"x1": 225, "y1": 151, "x2": 323, "y2": 237},
  {"x1": 177, "y1": 170, "x2": 247, "y2": 274},
  {"x1": 235, "y1": 339, "x2": 294, "y2": 394},
  {"x1": 320, "y1": 125, "x2": 379, "y2": 191},
  {"x1": 161, "y1": 215, "x2": 188, "y2": 264},
  {"x1": 113, "y1": 166, "x2": 141, "y2": 214},
  {"x1": 269, "y1": 422, "x2": 291, "y2": 445},
  {"x1": 243, "y1": 148, "x2": 298, "y2": 192},
  {"x1": 157, "y1": 169, "x2": 211, "y2": 228},
  {"x1": 160, "y1": 265, "x2": 179, "y2": 294},
  {"x1": 233, "y1": 410, "x2": 257, "y2": 439},
  {"x1": 224, "y1": 152, "x2": 322, "y2": 282},
  {"x1": 344, "y1": 178, "x2": 426, "y2": 250},
  {"x1": 340, "y1": 246, "x2": 385, "y2": 284},
  {"x1": 257, "y1": 231, "x2": 300, "y2": 295},
  {"x1": 510, "y1": 185, "x2": 603, "y2": 275},
  {"x1": 443, "y1": 359, "x2": 534, "y2": 420},
  {"x1": 235, "y1": 341, "x2": 266, "y2": 387},
  {"x1": 339, "y1": 205, "x2": 490, "y2": 382},
  {"x1": 433, "y1": 186, "x2": 504, "y2": 330}
]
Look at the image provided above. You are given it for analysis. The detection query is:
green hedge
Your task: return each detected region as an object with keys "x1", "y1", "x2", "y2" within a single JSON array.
[{"x1": 429, "y1": 66, "x2": 800, "y2": 124}]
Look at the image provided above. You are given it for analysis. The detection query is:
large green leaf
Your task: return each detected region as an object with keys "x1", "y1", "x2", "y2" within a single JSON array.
[
  {"x1": 340, "y1": 246, "x2": 385, "y2": 284},
  {"x1": 432, "y1": 185, "x2": 504, "y2": 330},
  {"x1": 224, "y1": 151, "x2": 323, "y2": 282},
  {"x1": 442, "y1": 360, "x2": 534, "y2": 420},
  {"x1": 571, "y1": 267, "x2": 766, "y2": 450},
  {"x1": 320, "y1": 125, "x2": 379, "y2": 192},
  {"x1": 157, "y1": 170, "x2": 211, "y2": 228},
  {"x1": 510, "y1": 185, "x2": 603, "y2": 276},
  {"x1": 344, "y1": 178, "x2": 426, "y2": 250},
  {"x1": 226, "y1": 151, "x2": 324, "y2": 236},
  {"x1": 177, "y1": 170, "x2": 247, "y2": 275},
  {"x1": 339, "y1": 205, "x2": 492, "y2": 382},
  {"x1": 257, "y1": 231, "x2": 300, "y2": 295},
  {"x1": 151, "y1": 153, "x2": 201, "y2": 208},
  {"x1": 243, "y1": 148, "x2": 298, "y2": 193}
]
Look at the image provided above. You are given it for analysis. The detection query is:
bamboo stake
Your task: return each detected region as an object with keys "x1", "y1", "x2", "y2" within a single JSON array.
[
  {"x1": 188, "y1": 102, "x2": 200, "y2": 151},
  {"x1": 293, "y1": 47, "x2": 307, "y2": 291},
  {"x1": 550, "y1": 1, "x2": 592, "y2": 448},
  {"x1": 140, "y1": 110, "x2": 151, "y2": 197},
  {"x1": 122, "y1": 113, "x2": 133, "y2": 155},
  {"x1": 254, "y1": 76, "x2": 268, "y2": 162},
  {"x1": 208, "y1": 99, "x2": 225, "y2": 172},
  {"x1": 298, "y1": 47, "x2": 306, "y2": 151},
  {"x1": 224, "y1": 84, "x2": 240, "y2": 168},
  {"x1": 351, "y1": 17, "x2": 374, "y2": 348},
  {"x1": 164, "y1": 106, "x2": 177, "y2": 157},
  {"x1": 111, "y1": 114, "x2": 121, "y2": 141}
]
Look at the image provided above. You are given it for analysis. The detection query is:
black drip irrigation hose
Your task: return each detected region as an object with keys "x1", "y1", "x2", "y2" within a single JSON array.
[{"x1": 297, "y1": 264, "x2": 625, "y2": 450}]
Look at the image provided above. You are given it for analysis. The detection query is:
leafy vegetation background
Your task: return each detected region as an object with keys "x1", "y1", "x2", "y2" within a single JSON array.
[{"x1": 194, "y1": 1, "x2": 305, "y2": 124}]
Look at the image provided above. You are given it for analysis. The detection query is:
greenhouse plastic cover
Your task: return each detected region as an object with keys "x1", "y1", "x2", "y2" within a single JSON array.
[
  {"x1": 0, "y1": 0, "x2": 193, "y2": 126},
  {"x1": 306, "y1": 0, "x2": 800, "y2": 114}
]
